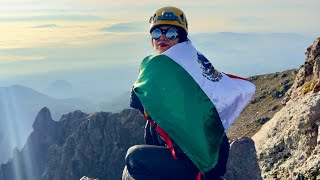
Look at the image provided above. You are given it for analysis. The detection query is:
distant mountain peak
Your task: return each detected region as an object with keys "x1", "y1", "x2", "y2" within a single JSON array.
[
  {"x1": 32, "y1": 107, "x2": 54, "y2": 131},
  {"x1": 44, "y1": 80, "x2": 73, "y2": 99},
  {"x1": 0, "y1": 108, "x2": 145, "y2": 180},
  {"x1": 49, "y1": 80, "x2": 72, "y2": 89}
]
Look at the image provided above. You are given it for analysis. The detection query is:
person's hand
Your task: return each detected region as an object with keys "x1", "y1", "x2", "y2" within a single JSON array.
[{"x1": 144, "y1": 110, "x2": 149, "y2": 118}]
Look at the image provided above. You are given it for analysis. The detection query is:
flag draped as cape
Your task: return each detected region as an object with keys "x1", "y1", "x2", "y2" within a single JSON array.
[{"x1": 132, "y1": 42, "x2": 255, "y2": 172}]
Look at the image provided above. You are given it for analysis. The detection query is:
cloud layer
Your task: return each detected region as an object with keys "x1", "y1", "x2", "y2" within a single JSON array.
[
  {"x1": 0, "y1": 55, "x2": 47, "y2": 63},
  {"x1": 101, "y1": 21, "x2": 148, "y2": 33}
]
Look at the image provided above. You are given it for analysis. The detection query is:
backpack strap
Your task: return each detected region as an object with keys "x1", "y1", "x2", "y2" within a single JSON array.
[
  {"x1": 197, "y1": 171, "x2": 202, "y2": 180},
  {"x1": 143, "y1": 111, "x2": 177, "y2": 160}
]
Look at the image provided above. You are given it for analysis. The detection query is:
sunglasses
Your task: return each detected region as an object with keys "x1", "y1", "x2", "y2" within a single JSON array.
[{"x1": 151, "y1": 28, "x2": 179, "y2": 41}]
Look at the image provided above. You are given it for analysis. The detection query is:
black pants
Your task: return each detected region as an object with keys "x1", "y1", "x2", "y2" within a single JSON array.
[
  {"x1": 124, "y1": 135, "x2": 229, "y2": 180},
  {"x1": 125, "y1": 145, "x2": 198, "y2": 180}
]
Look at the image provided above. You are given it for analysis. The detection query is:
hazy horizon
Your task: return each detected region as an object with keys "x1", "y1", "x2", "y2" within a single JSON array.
[{"x1": 1, "y1": 0, "x2": 319, "y2": 99}]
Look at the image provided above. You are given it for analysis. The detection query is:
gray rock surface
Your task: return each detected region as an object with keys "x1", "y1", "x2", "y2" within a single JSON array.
[
  {"x1": 253, "y1": 37, "x2": 320, "y2": 179},
  {"x1": 0, "y1": 108, "x2": 145, "y2": 180},
  {"x1": 225, "y1": 137, "x2": 262, "y2": 180},
  {"x1": 285, "y1": 37, "x2": 320, "y2": 100}
]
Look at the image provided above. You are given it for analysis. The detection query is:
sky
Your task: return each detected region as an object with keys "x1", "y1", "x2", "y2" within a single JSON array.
[{"x1": 0, "y1": 0, "x2": 319, "y2": 91}]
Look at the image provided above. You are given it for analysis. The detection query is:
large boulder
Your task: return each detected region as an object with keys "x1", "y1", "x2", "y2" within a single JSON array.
[{"x1": 225, "y1": 137, "x2": 262, "y2": 180}]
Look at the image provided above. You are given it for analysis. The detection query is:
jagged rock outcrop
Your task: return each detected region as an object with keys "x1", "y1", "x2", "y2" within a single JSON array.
[
  {"x1": 253, "y1": 37, "x2": 320, "y2": 179},
  {"x1": 284, "y1": 37, "x2": 320, "y2": 101},
  {"x1": 225, "y1": 137, "x2": 262, "y2": 180},
  {"x1": 0, "y1": 85, "x2": 97, "y2": 165},
  {"x1": 0, "y1": 107, "x2": 145, "y2": 180}
]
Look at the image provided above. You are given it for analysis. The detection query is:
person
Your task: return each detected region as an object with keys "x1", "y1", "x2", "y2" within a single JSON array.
[{"x1": 123, "y1": 6, "x2": 255, "y2": 180}]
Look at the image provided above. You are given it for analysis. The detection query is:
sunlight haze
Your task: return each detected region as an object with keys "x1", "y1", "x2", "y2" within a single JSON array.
[{"x1": 1, "y1": 0, "x2": 319, "y2": 89}]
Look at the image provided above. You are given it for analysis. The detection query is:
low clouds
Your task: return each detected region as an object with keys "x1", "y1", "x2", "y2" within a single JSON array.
[
  {"x1": 32, "y1": 24, "x2": 57, "y2": 28},
  {"x1": 101, "y1": 21, "x2": 148, "y2": 33},
  {"x1": 0, "y1": 14, "x2": 103, "y2": 22},
  {"x1": 0, "y1": 55, "x2": 47, "y2": 64},
  {"x1": 231, "y1": 16, "x2": 264, "y2": 25}
]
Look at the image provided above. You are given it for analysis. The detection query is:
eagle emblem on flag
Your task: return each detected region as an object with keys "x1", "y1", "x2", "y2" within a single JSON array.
[{"x1": 197, "y1": 53, "x2": 223, "y2": 82}]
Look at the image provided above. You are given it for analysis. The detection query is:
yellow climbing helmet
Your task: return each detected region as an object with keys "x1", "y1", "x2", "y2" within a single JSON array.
[{"x1": 149, "y1": 6, "x2": 188, "y2": 34}]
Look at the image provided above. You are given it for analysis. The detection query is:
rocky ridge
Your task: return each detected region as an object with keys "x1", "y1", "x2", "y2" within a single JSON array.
[
  {"x1": 253, "y1": 37, "x2": 320, "y2": 179},
  {"x1": 1, "y1": 106, "x2": 261, "y2": 180},
  {"x1": 0, "y1": 108, "x2": 145, "y2": 180}
]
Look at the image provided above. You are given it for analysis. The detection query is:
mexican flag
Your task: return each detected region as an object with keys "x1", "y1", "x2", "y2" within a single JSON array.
[{"x1": 132, "y1": 42, "x2": 255, "y2": 173}]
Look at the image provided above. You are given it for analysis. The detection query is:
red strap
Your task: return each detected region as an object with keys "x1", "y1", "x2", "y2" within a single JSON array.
[
  {"x1": 144, "y1": 112, "x2": 202, "y2": 179},
  {"x1": 143, "y1": 112, "x2": 177, "y2": 160},
  {"x1": 155, "y1": 126, "x2": 178, "y2": 159},
  {"x1": 197, "y1": 171, "x2": 202, "y2": 180}
]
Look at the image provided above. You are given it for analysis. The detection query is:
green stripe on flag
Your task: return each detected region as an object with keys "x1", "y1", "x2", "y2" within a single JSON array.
[{"x1": 133, "y1": 54, "x2": 225, "y2": 172}]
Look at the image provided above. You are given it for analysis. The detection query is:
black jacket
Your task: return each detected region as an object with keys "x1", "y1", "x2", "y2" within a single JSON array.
[{"x1": 130, "y1": 88, "x2": 167, "y2": 146}]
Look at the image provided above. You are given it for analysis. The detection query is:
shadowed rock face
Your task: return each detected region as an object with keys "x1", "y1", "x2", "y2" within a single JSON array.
[
  {"x1": 0, "y1": 107, "x2": 145, "y2": 180},
  {"x1": 253, "y1": 37, "x2": 320, "y2": 179},
  {"x1": 225, "y1": 137, "x2": 262, "y2": 180}
]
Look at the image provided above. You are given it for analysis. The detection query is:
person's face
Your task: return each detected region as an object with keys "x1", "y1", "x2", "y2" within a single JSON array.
[{"x1": 151, "y1": 26, "x2": 180, "y2": 54}]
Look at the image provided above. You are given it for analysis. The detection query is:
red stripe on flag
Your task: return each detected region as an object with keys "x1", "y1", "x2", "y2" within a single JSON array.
[{"x1": 225, "y1": 73, "x2": 250, "y2": 81}]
